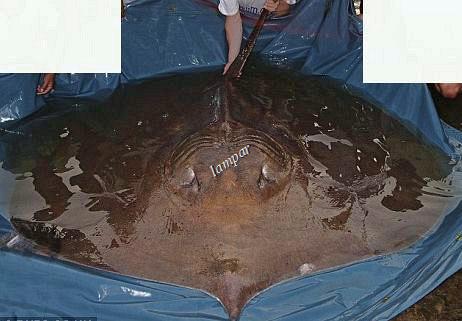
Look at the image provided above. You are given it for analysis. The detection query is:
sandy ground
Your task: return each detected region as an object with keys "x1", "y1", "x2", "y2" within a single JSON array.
[{"x1": 393, "y1": 87, "x2": 462, "y2": 321}]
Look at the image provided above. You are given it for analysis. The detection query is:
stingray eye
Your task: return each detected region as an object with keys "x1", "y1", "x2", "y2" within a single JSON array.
[
  {"x1": 180, "y1": 167, "x2": 200, "y2": 192},
  {"x1": 258, "y1": 164, "x2": 277, "y2": 189}
]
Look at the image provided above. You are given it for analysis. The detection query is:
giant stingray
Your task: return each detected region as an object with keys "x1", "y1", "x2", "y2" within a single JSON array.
[{"x1": 1, "y1": 66, "x2": 454, "y2": 318}]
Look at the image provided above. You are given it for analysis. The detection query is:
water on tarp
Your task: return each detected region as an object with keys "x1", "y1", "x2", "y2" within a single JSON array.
[{"x1": 0, "y1": 65, "x2": 457, "y2": 319}]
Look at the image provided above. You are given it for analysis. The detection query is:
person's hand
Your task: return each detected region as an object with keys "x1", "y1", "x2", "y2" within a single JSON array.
[
  {"x1": 37, "y1": 73, "x2": 55, "y2": 95},
  {"x1": 263, "y1": 0, "x2": 279, "y2": 12},
  {"x1": 435, "y1": 83, "x2": 462, "y2": 99},
  {"x1": 223, "y1": 61, "x2": 232, "y2": 75}
]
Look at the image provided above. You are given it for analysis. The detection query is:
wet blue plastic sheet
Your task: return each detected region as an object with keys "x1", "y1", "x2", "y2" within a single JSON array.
[
  {"x1": 1, "y1": 0, "x2": 462, "y2": 320},
  {"x1": 0, "y1": 74, "x2": 45, "y2": 124},
  {"x1": 0, "y1": 250, "x2": 228, "y2": 320},
  {"x1": 121, "y1": 0, "x2": 227, "y2": 82},
  {"x1": 50, "y1": 73, "x2": 121, "y2": 101},
  {"x1": 0, "y1": 211, "x2": 12, "y2": 238}
]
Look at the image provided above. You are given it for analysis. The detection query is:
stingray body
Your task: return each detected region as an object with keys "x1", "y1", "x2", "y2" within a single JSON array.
[{"x1": 1, "y1": 67, "x2": 453, "y2": 318}]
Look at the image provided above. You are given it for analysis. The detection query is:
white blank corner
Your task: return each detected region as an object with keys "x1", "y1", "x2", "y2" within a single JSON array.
[
  {"x1": 364, "y1": 0, "x2": 462, "y2": 83},
  {"x1": 0, "y1": 0, "x2": 120, "y2": 73}
]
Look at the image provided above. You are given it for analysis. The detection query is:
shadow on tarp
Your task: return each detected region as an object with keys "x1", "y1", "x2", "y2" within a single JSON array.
[{"x1": 1, "y1": 0, "x2": 462, "y2": 320}]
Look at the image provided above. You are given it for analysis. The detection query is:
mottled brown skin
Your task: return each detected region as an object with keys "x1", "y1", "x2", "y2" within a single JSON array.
[{"x1": 4, "y1": 69, "x2": 452, "y2": 319}]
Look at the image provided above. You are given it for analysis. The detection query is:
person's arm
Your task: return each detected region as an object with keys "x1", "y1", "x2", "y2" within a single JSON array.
[{"x1": 223, "y1": 12, "x2": 243, "y2": 75}]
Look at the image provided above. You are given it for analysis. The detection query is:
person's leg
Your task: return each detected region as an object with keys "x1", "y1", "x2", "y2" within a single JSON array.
[{"x1": 36, "y1": 73, "x2": 55, "y2": 95}]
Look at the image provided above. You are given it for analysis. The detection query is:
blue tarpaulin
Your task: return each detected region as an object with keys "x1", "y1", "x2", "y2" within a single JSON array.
[
  {"x1": 1, "y1": 0, "x2": 462, "y2": 320},
  {"x1": 0, "y1": 74, "x2": 45, "y2": 124}
]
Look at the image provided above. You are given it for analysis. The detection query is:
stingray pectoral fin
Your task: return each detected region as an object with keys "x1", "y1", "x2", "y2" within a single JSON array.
[
  {"x1": 10, "y1": 218, "x2": 107, "y2": 268},
  {"x1": 10, "y1": 218, "x2": 83, "y2": 253}
]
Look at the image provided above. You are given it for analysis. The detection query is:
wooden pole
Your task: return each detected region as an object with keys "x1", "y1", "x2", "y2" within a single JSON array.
[{"x1": 226, "y1": 8, "x2": 271, "y2": 79}]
